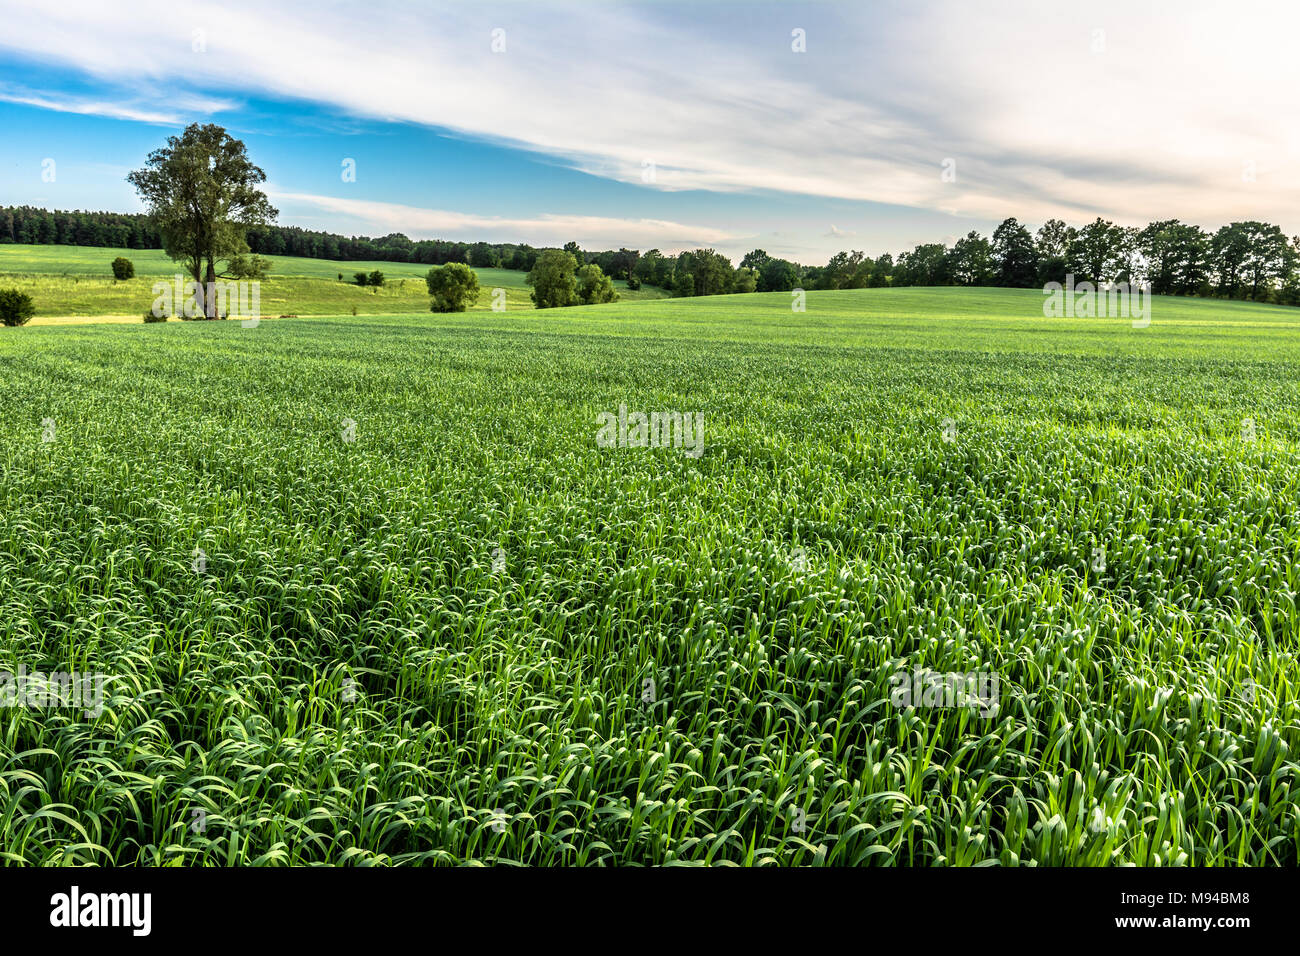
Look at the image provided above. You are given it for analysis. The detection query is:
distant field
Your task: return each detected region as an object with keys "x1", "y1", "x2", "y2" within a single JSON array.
[
  {"x1": 0, "y1": 243, "x2": 448, "y2": 278},
  {"x1": 387, "y1": 283, "x2": 1300, "y2": 362},
  {"x1": 2, "y1": 286, "x2": 1298, "y2": 865},
  {"x1": 0, "y1": 244, "x2": 668, "y2": 317}
]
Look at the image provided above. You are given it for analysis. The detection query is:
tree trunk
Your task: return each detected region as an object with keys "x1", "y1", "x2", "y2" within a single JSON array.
[{"x1": 204, "y1": 260, "x2": 218, "y2": 318}]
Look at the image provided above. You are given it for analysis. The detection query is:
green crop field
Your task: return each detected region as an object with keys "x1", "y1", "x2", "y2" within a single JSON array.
[
  {"x1": 1, "y1": 285, "x2": 1299, "y2": 866},
  {"x1": 0, "y1": 244, "x2": 667, "y2": 319}
]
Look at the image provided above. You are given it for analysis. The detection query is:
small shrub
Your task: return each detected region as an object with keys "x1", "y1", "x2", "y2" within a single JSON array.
[
  {"x1": 354, "y1": 272, "x2": 369, "y2": 286},
  {"x1": 227, "y1": 254, "x2": 271, "y2": 281},
  {"x1": 577, "y1": 264, "x2": 618, "y2": 305},
  {"x1": 143, "y1": 310, "x2": 169, "y2": 323},
  {"x1": 112, "y1": 257, "x2": 135, "y2": 280},
  {"x1": 368, "y1": 270, "x2": 385, "y2": 288},
  {"x1": 0, "y1": 289, "x2": 36, "y2": 326}
]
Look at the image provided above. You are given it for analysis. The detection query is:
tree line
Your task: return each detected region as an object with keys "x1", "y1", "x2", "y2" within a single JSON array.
[
  {"x1": 0, "y1": 205, "x2": 167, "y2": 249},
  {"x1": 0, "y1": 204, "x2": 553, "y2": 268},
  {"x1": 622, "y1": 218, "x2": 1300, "y2": 306},
  {"x1": 6, "y1": 199, "x2": 1298, "y2": 306},
  {"x1": 872, "y1": 218, "x2": 1300, "y2": 304}
]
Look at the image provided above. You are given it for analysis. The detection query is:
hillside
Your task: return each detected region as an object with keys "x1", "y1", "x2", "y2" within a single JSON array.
[{"x1": 0, "y1": 244, "x2": 669, "y2": 319}]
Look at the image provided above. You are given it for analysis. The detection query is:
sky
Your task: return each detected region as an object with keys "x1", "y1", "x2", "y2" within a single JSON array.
[{"x1": 0, "y1": 0, "x2": 1297, "y2": 265}]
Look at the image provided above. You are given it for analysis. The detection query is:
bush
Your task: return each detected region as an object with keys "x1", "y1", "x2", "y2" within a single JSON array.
[
  {"x1": 354, "y1": 272, "x2": 369, "y2": 286},
  {"x1": 576, "y1": 263, "x2": 618, "y2": 305},
  {"x1": 626, "y1": 275, "x2": 641, "y2": 291},
  {"x1": 228, "y1": 254, "x2": 271, "y2": 280},
  {"x1": 526, "y1": 249, "x2": 579, "y2": 308},
  {"x1": 426, "y1": 263, "x2": 480, "y2": 313},
  {"x1": 368, "y1": 270, "x2": 385, "y2": 288},
  {"x1": 0, "y1": 289, "x2": 36, "y2": 326},
  {"x1": 143, "y1": 310, "x2": 169, "y2": 323},
  {"x1": 111, "y1": 257, "x2": 135, "y2": 280}
]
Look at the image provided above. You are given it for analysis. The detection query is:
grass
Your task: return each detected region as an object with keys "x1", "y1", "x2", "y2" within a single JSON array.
[
  {"x1": 0, "y1": 244, "x2": 667, "y2": 318},
  {"x1": 0, "y1": 285, "x2": 1298, "y2": 865}
]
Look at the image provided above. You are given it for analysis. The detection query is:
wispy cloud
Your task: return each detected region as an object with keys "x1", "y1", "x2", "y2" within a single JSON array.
[
  {"x1": 0, "y1": 82, "x2": 238, "y2": 125},
  {"x1": 270, "y1": 191, "x2": 739, "y2": 249},
  {"x1": 0, "y1": 89, "x2": 180, "y2": 125}
]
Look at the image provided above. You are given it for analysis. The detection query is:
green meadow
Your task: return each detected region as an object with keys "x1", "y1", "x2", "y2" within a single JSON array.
[
  {"x1": 0, "y1": 244, "x2": 666, "y2": 318},
  {"x1": 1, "y1": 279, "x2": 1298, "y2": 865}
]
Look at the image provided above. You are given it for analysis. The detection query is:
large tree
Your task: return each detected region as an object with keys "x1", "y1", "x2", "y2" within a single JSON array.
[
  {"x1": 731, "y1": 267, "x2": 758, "y2": 293},
  {"x1": 686, "y1": 248, "x2": 734, "y2": 296},
  {"x1": 949, "y1": 231, "x2": 994, "y2": 286},
  {"x1": 1280, "y1": 236, "x2": 1300, "y2": 306},
  {"x1": 1237, "y1": 222, "x2": 1290, "y2": 300},
  {"x1": 610, "y1": 248, "x2": 640, "y2": 280},
  {"x1": 634, "y1": 249, "x2": 663, "y2": 286},
  {"x1": 894, "y1": 243, "x2": 952, "y2": 286},
  {"x1": 757, "y1": 257, "x2": 800, "y2": 292},
  {"x1": 821, "y1": 250, "x2": 867, "y2": 290},
  {"x1": 1069, "y1": 218, "x2": 1132, "y2": 284},
  {"x1": 1138, "y1": 220, "x2": 1185, "y2": 295},
  {"x1": 868, "y1": 252, "x2": 892, "y2": 288},
  {"x1": 127, "y1": 124, "x2": 277, "y2": 316},
  {"x1": 1209, "y1": 223, "x2": 1254, "y2": 298},
  {"x1": 991, "y1": 217, "x2": 1039, "y2": 288},
  {"x1": 1137, "y1": 220, "x2": 1208, "y2": 295},
  {"x1": 1035, "y1": 218, "x2": 1076, "y2": 285}
]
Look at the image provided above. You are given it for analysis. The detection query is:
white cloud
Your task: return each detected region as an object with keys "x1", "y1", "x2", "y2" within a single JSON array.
[{"x1": 270, "y1": 191, "x2": 738, "y2": 249}]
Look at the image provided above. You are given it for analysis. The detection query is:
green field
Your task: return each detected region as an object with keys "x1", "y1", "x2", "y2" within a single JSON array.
[
  {"x1": 1, "y1": 285, "x2": 1298, "y2": 865},
  {"x1": 0, "y1": 244, "x2": 667, "y2": 318}
]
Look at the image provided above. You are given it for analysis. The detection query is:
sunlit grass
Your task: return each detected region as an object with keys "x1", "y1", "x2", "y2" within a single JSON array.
[{"x1": 0, "y1": 244, "x2": 667, "y2": 318}]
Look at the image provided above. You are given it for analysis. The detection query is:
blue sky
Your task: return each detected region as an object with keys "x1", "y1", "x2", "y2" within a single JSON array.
[{"x1": 1, "y1": 0, "x2": 1297, "y2": 264}]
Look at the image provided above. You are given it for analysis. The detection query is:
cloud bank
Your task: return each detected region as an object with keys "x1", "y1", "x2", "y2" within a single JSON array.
[{"x1": 1, "y1": 0, "x2": 1296, "y2": 250}]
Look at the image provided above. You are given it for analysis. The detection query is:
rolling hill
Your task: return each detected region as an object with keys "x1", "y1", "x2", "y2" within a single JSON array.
[{"x1": 0, "y1": 243, "x2": 668, "y2": 320}]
